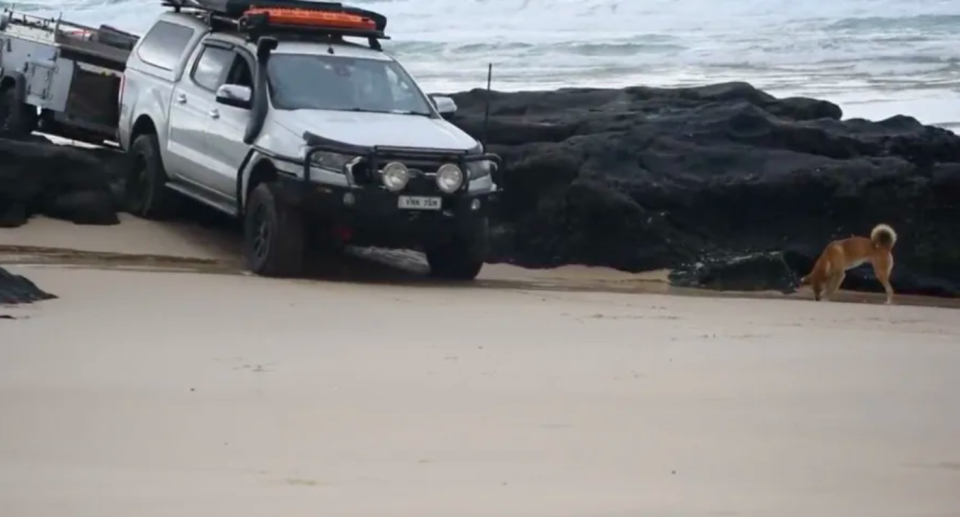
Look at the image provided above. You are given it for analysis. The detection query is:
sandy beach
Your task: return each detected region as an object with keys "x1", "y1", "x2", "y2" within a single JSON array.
[{"x1": 2, "y1": 216, "x2": 960, "y2": 517}]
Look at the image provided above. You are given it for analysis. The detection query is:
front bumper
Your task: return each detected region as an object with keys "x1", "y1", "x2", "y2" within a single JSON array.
[
  {"x1": 275, "y1": 175, "x2": 496, "y2": 248},
  {"x1": 267, "y1": 133, "x2": 504, "y2": 249}
]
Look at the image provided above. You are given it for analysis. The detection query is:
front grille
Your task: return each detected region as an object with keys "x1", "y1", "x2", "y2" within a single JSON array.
[{"x1": 402, "y1": 174, "x2": 441, "y2": 196}]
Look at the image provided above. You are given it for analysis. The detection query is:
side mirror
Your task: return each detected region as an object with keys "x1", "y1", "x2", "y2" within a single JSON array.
[
  {"x1": 430, "y1": 95, "x2": 457, "y2": 117},
  {"x1": 215, "y1": 84, "x2": 252, "y2": 109}
]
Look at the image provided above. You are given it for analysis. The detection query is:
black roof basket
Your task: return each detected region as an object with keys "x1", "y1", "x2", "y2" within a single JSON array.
[{"x1": 162, "y1": 0, "x2": 389, "y2": 47}]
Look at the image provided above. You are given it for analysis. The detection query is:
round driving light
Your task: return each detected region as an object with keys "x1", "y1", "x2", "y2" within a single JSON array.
[
  {"x1": 470, "y1": 198, "x2": 481, "y2": 211},
  {"x1": 381, "y1": 162, "x2": 409, "y2": 192},
  {"x1": 436, "y1": 163, "x2": 464, "y2": 193}
]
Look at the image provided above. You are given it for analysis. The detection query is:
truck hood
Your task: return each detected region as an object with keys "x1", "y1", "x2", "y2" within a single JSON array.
[{"x1": 270, "y1": 109, "x2": 479, "y2": 151}]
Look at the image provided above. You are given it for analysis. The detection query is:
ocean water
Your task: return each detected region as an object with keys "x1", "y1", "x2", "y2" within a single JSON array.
[{"x1": 7, "y1": 0, "x2": 960, "y2": 128}]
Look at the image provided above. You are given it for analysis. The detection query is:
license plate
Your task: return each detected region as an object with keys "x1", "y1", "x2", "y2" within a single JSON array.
[{"x1": 398, "y1": 196, "x2": 441, "y2": 210}]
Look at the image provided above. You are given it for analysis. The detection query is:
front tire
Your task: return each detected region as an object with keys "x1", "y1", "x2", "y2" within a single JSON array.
[
  {"x1": 426, "y1": 217, "x2": 489, "y2": 281},
  {"x1": 125, "y1": 132, "x2": 179, "y2": 218},
  {"x1": 243, "y1": 182, "x2": 306, "y2": 277}
]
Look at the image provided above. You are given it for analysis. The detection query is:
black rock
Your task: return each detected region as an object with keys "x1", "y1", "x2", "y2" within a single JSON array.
[
  {"x1": 44, "y1": 190, "x2": 121, "y2": 225},
  {"x1": 0, "y1": 266, "x2": 57, "y2": 305},
  {"x1": 0, "y1": 201, "x2": 27, "y2": 228},
  {"x1": 0, "y1": 135, "x2": 126, "y2": 227},
  {"x1": 441, "y1": 81, "x2": 960, "y2": 297}
]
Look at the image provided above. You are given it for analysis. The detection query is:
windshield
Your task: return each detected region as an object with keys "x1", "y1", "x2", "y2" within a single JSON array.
[{"x1": 266, "y1": 54, "x2": 434, "y2": 116}]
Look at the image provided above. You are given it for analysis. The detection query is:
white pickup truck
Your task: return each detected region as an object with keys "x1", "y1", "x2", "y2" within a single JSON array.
[{"x1": 116, "y1": 0, "x2": 503, "y2": 280}]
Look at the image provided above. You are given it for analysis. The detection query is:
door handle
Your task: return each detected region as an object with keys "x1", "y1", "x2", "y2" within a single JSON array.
[
  {"x1": 176, "y1": 93, "x2": 186, "y2": 104},
  {"x1": 208, "y1": 109, "x2": 219, "y2": 119}
]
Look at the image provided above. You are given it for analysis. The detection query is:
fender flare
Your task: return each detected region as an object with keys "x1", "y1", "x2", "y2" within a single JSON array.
[{"x1": 235, "y1": 148, "x2": 258, "y2": 213}]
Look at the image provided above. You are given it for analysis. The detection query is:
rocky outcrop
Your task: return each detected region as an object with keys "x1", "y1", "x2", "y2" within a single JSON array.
[
  {"x1": 3, "y1": 81, "x2": 960, "y2": 297},
  {"x1": 0, "y1": 135, "x2": 126, "y2": 228},
  {"x1": 444, "y1": 81, "x2": 960, "y2": 297}
]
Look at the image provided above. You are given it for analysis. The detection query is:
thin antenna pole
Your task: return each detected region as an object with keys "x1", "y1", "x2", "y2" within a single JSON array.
[{"x1": 482, "y1": 62, "x2": 492, "y2": 148}]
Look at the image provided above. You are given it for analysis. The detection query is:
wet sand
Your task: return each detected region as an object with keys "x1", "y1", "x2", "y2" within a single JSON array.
[
  {"x1": 2, "y1": 217, "x2": 960, "y2": 516},
  {"x1": 3, "y1": 215, "x2": 959, "y2": 308}
]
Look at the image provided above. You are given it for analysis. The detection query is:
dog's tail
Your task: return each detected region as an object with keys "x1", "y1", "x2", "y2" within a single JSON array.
[{"x1": 870, "y1": 223, "x2": 897, "y2": 249}]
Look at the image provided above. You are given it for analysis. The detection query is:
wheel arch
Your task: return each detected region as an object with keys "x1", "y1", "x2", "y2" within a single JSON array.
[
  {"x1": 238, "y1": 154, "x2": 279, "y2": 215},
  {"x1": 0, "y1": 72, "x2": 25, "y2": 98},
  {"x1": 130, "y1": 115, "x2": 158, "y2": 143}
]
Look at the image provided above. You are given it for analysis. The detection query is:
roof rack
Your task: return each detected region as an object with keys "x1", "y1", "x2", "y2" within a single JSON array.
[{"x1": 161, "y1": 0, "x2": 389, "y2": 49}]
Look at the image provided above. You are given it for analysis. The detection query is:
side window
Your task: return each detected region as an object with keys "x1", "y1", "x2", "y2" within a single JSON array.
[
  {"x1": 190, "y1": 45, "x2": 235, "y2": 91},
  {"x1": 136, "y1": 21, "x2": 195, "y2": 71},
  {"x1": 224, "y1": 53, "x2": 254, "y2": 89}
]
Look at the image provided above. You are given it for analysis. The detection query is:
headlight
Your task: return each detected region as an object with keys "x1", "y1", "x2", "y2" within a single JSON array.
[
  {"x1": 436, "y1": 163, "x2": 464, "y2": 193},
  {"x1": 381, "y1": 162, "x2": 410, "y2": 191},
  {"x1": 308, "y1": 151, "x2": 357, "y2": 172}
]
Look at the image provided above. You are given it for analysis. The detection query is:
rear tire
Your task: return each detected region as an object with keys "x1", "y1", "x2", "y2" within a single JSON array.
[
  {"x1": 244, "y1": 182, "x2": 306, "y2": 278},
  {"x1": 125, "y1": 132, "x2": 179, "y2": 219},
  {"x1": 426, "y1": 217, "x2": 489, "y2": 281},
  {"x1": 0, "y1": 86, "x2": 38, "y2": 137}
]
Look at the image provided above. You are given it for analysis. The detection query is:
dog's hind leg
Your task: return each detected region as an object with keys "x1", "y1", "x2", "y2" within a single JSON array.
[
  {"x1": 824, "y1": 271, "x2": 845, "y2": 301},
  {"x1": 872, "y1": 254, "x2": 895, "y2": 305}
]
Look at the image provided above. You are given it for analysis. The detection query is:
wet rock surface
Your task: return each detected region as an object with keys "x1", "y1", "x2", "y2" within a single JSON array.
[
  {"x1": 3, "y1": 81, "x2": 960, "y2": 297},
  {"x1": 444, "y1": 81, "x2": 960, "y2": 297},
  {"x1": 667, "y1": 251, "x2": 802, "y2": 295},
  {"x1": 0, "y1": 266, "x2": 57, "y2": 305}
]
